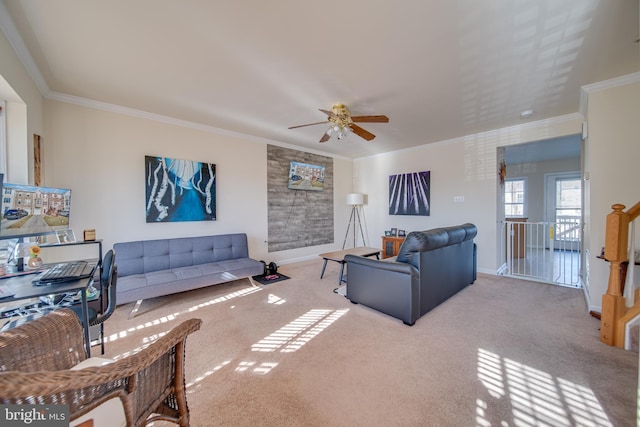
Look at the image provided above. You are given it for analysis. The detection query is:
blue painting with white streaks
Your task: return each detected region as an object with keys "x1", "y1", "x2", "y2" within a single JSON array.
[{"x1": 145, "y1": 155, "x2": 216, "y2": 223}]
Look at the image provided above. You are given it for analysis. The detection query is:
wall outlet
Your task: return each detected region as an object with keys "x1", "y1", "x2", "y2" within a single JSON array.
[{"x1": 454, "y1": 196, "x2": 464, "y2": 203}]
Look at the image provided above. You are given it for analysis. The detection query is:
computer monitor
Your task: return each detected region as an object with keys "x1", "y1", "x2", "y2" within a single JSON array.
[{"x1": 0, "y1": 182, "x2": 71, "y2": 240}]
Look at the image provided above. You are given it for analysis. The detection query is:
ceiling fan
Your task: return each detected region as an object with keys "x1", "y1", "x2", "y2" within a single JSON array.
[{"x1": 289, "y1": 104, "x2": 389, "y2": 143}]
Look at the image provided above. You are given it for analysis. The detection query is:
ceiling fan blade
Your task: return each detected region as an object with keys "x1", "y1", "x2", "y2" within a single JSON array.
[
  {"x1": 288, "y1": 121, "x2": 329, "y2": 129},
  {"x1": 319, "y1": 131, "x2": 331, "y2": 143},
  {"x1": 319, "y1": 109, "x2": 338, "y2": 119},
  {"x1": 350, "y1": 124, "x2": 376, "y2": 141},
  {"x1": 351, "y1": 115, "x2": 389, "y2": 123}
]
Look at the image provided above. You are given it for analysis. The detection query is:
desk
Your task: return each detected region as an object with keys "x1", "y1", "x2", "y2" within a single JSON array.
[
  {"x1": 0, "y1": 260, "x2": 98, "y2": 357},
  {"x1": 319, "y1": 247, "x2": 381, "y2": 285}
]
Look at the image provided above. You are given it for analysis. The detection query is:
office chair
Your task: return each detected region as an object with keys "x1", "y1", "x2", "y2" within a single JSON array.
[{"x1": 69, "y1": 249, "x2": 117, "y2": 354}]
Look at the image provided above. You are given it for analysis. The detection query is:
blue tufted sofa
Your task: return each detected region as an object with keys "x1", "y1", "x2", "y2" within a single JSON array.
[
  {"x1": 345, "y1": 223, "x2": 477, "y2": 326},
  {"x1": 114, "y1": 233, "x2": 263, "y2": 315}
]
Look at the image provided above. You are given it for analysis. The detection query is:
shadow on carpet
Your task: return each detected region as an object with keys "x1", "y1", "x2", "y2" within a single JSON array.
[{"x1": 252, "y1": 273, "x2": 290, "y2": 285}]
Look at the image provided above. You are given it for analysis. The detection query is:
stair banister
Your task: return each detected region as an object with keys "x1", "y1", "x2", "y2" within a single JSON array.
[
  {"x1": 624, "y1": 221, "x2": 636, "y2": 307},
  {"x1": 600, "y1": 201, "x2": 640, "y2": 347}
]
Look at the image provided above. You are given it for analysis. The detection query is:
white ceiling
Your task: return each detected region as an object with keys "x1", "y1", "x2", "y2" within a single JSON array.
[{"x1": 1, "y1": 0, "x2": 638, "y2": 159}]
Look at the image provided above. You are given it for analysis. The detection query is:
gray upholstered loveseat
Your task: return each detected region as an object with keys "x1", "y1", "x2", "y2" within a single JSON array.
[
  {"x1": 114, "y1": 233, "x2": 263, "y2": 315},
  {"x1": 345, "y1": 223, "x2": 477, "y2": 326}
]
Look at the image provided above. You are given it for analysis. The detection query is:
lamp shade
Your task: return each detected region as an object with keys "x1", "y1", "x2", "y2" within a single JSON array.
[{"x1": 346, "y1": 193, "x2": 364, "y2": 205}]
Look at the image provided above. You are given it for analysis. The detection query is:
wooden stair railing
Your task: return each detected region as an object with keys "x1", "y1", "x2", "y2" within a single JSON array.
[{"x1": 600, "y1": 201, "x2": 640, "y2": 347}]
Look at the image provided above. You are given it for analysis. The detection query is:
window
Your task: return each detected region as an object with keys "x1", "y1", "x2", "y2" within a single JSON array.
[
  {"x1": 555, "y1": 178, "x2": 581, "y2": 219},
  {"x1": 504, "y1": 179, "x2": 526, "y2": 217},
  {"x1": 555, "y1": 178, "x2": 581, "y2": 242}
]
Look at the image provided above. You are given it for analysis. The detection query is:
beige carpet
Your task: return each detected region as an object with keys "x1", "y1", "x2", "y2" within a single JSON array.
[{"x1": 102, "y1": 259, "x2": 638, "y2": 427}]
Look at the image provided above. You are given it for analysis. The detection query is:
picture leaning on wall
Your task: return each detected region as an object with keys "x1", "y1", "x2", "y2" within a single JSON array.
[
  {"x1": 145, "y1": 155, "x2": 216, "y2": 223},
  {"x1": 389, "y1": 170, "x2": 430, "y2": 216}
]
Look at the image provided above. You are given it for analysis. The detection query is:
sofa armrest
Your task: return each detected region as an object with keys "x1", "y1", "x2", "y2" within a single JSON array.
[
  {"x1": 345, "y1": 255, "x2": 420, "y2": 325},
  {"x1": 344, "y1": 254, "x2": 415, "y2": 275}
]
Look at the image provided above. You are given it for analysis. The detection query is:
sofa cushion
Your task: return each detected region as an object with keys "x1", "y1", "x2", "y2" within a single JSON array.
[
  {"x1": 396, "y1": 223, "x2": 478, "y2": 263},
  {"x1": 396, "y1": 228, "x2": 449, "y2": 263},
  {"x1": 115, "y1": 234, "x2": 252, "y2": 277},
  {"x1": 114, "y1": 234, "x2": 263, "y2": 306},
  {"x1": 116, "y1": 258, "x2": 263, "y2": 305}
]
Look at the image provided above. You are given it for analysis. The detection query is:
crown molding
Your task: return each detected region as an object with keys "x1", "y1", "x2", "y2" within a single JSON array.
[
  {"x1": 46, "y1": 91, "x2": 350, "y2": 161},
  {"x1": 0, "y1": 0, "x2": 49, "y2": 96},
  {"x1": 579, "y1": 72, "x2": 640, "y2": 116},
  {"x1": 581, "y1": 72, "x2": 640, "y2": 94},
  {"x1": 356, "y1": 112, "x2": 583, "y2": 160}
]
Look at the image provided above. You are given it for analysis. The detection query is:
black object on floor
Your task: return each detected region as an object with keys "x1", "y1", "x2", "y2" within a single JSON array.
[{"x1": 252, "y1": 273, "x2": 290, "y2": 285}]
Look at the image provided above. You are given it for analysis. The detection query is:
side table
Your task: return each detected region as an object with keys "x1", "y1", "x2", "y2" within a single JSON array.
[
  {"x1": 381, "y1": 236, "x2": 405, "y2": 259},
  {"x1": 319, "y1": 247, "x2": 381, "y2": 285}
]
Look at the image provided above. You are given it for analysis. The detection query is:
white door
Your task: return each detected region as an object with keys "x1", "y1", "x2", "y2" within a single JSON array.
[{"x1": 546, "y1": 173, "x2": 582, "y2": 252}]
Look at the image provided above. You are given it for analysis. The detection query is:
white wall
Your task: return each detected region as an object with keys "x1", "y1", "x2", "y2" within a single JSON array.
[
  {"x1": 354, "y1": 115, "x2": 583, "y2": 275},
  {"x1": 583, "y1": 76, "x2": 640, "y2": 312},
  {"x1": 0, "y1": 28, "x2": 42, "y2": 183},
  {"x1": 42, "y1": 99, "x2": 353, "y2": 264}
]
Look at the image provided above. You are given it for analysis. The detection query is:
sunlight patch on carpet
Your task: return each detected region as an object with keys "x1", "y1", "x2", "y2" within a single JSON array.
[
  {"x1": 251, "y1": 309, "x2": 349, "y2": 353},
  {"x1": 186, "y1": 360, "x2": 231, "y2": 389},
  {"x1": 222, "y1": 309, "x2": 350, "y2": 376},
  {"x1": 188, "y1": 286, "x2": 261, "y2": 312},
  {"x1": 477, "y1": 348, "x2": 612, "y2": 427},
  {"x1": 106, "y1": 285, "x2": 261, "y2": 359},
  {"x1": 235, "y1": 361, "x2": 279, "y2": 375},
  {"x1": 268, "y1": 294, "x2": 286, "y2": 305}
]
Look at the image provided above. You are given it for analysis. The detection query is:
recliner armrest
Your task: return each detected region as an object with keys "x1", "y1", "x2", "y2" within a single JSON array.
[{"x1": 344, "y1": 254, "x2": 416, "y2": 275}]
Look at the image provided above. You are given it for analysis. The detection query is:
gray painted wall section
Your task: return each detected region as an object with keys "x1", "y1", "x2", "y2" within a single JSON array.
[{"x1": 267, "y1": 145, "x2": 334, "y2": 252}]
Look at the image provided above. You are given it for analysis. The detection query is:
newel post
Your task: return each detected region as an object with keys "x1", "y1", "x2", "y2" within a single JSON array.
[{"x1": 600, "y1": 204, "x2": 629, "y2": 346}]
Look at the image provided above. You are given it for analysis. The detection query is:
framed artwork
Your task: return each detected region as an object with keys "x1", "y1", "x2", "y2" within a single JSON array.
[
  {"x1": 390, "y1": 228, "x2": 398, "y2": 237},
  {"x1": 384, "y1": 230, "x2": 392, "y2": 236},
  {"x1": 288, "y1": 161, "x2": 325, "y2": 191},
  {"x1": 389, "y1": 170, "x2": 430, "y2": 216},
  {"x1": 398, "y1": 230, "x2": 406, "y2": 237},
  {"x1": 56, "y1": 229, "x2": 76, "y2": 244},
  {"x1": 145, "y1": 155, "x2": 216, "y2": 223},
  {"x1": 34, "y1": 134, "x2": 42, "y2": 187}
]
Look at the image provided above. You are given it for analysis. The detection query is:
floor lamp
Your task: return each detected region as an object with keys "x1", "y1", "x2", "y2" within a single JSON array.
[{"x1": 343, "y1": 193, "x2": 367, "y2": 249}]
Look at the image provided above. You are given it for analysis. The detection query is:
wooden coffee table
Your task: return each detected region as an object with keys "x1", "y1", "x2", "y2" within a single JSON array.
[{"x1": 319, "y1": 246, "x2": 381, "y2": 285}]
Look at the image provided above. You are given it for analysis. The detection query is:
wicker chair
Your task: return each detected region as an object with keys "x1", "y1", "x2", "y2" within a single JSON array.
[{"x1": 0, "y1": 308, "x2": 202, "y2": 426}]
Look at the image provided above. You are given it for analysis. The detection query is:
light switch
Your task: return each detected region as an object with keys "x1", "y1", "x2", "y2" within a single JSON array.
[{"x1": 454, "y1": 196, "x2": 464, "y2": 203}]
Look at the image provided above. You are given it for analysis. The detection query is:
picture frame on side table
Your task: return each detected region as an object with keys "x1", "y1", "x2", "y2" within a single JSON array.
[
  {"x1": 398, "y1": 229, "x2": 406, "y2": 237},
  {"x1": 390, "y1": 228, "x2": 398, "y2": 237},
  {"x1": 56, "y1": 229, "x2": 76, "y2": 244},
  {"x1": 384, "y1": 230, "x2": 392, "y2": 236}
]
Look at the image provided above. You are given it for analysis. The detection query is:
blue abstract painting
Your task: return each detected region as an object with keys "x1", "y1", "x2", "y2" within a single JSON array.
[{"x1": 145, "y1": 155, "x2": 216, "y2": 223}]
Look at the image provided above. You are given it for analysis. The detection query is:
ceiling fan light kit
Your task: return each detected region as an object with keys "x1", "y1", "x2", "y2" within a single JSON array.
[{"x1": 289, "y1": 103, "x2": 389, "y2": 143}]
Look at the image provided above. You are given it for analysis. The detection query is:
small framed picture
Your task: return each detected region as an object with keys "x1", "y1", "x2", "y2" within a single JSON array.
[
  {"x1": 398, "y1": 230, "x2": 406, "y2": 237},
  {"x1": 384, "y1": 230, "x2": 392, "y2": 236},
  {"x1": 390, "y1": 228, "x2": 398, "y2": 237},
  {"x1": 56, "y1": 229, "x2": 76, "y2": 244},
  {"x1": 39, "y1": 233, "x2": 59, "y2": 245}
]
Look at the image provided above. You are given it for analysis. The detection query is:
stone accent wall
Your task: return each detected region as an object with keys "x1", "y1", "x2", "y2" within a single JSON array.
[{"x1": 267, "y1": 145, "x2": 334, "y2": 252}]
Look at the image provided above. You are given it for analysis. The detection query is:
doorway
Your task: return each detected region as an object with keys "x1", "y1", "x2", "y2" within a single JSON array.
[
  {"x1": 498, "y1": 135, "x2": 583, "y2": 287},
  {"x1": 546, "y1": 172, "x2": 582, "y2": 251}
]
